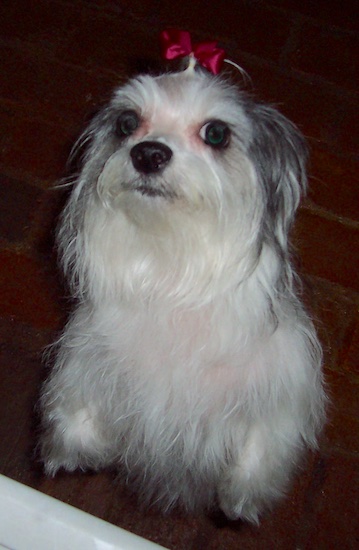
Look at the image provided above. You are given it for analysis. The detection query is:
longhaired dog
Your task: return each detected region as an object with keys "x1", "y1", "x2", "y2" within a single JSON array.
[{"x1": 40, "y1": 64, "x2": 326, "y2": 523}]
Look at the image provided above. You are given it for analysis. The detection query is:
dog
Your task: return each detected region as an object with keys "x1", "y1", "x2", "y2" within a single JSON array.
[{"x1": 39, "y1": 61, "x2": 326, "y2": 523}]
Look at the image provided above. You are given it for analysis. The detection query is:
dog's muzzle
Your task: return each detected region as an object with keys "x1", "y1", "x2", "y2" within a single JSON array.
[{"x1": 131, "y1": 141, "x2": 173, "y2": 174}]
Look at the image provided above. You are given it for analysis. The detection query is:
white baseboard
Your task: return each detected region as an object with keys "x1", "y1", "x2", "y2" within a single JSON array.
[{"x1": 0, "y1": 475, "x2": 166, "y2": 550}]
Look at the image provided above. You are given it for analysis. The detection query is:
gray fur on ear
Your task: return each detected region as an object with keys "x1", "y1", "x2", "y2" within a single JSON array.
[{"x1": 248, "y1": 103, "x2": 308, "y2": 251}]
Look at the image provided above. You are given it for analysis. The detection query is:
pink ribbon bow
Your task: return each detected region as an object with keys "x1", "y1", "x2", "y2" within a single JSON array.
[{"x1": 160, "y1": 29, "x2": 225, "y2": 75}]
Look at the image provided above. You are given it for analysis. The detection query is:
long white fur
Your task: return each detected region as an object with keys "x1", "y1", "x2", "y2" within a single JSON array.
[{"x1": 40, "y1": 69, "x2": 326, "y2": 523}]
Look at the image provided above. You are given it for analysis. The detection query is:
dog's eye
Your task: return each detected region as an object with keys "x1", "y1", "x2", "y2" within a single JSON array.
[
  {"x1": 201, "y1": 120, "x2": 230, "y2": 149},
  {"x1": 115, "y1": 110, "x2": 140, "y2": 138}
]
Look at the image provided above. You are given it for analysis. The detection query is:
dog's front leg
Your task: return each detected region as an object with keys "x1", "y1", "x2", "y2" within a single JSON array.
[
  {"x1": 218, "y1": 416, "x2": 302, "y2": 523},
  {"x1": 40, "y1": 328, "x2": 114, "y2": 474}
]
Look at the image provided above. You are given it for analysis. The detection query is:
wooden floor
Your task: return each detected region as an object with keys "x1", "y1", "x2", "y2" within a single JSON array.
[{"x1": 0, "y1": 1, "x2": 358, "y2": 548}]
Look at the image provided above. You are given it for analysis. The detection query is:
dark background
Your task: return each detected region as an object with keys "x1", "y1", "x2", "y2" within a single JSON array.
[{"x1": 0, "y1": 1, "x2": 358, "y2": 548}]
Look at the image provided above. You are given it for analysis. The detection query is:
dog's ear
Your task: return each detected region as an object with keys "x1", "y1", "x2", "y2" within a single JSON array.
[{"x1": 248, "y1": 104, "x2": 308, "y2": 250}]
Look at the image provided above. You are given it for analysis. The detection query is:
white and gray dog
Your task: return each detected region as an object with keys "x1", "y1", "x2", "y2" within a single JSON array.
[{"x1": 40, "y1": 64, "x2": 326, "y2": 523}]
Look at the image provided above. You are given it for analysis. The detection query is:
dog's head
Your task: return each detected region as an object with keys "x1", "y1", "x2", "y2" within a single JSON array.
[
  {"x1": 76, "y1": 70, "x2": 306, "y2": 244},
  {"x1": 63, "y1": 70, "x2": 307, "y2": 302}
]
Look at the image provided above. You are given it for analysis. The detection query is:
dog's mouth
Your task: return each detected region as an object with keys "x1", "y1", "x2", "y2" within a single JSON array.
[
  {"x1": 135, "y1": 184, "x2": 167, "y2": 198},
  {"x1": 131, "y1": 180, "x2": 177, "y2": 200}
]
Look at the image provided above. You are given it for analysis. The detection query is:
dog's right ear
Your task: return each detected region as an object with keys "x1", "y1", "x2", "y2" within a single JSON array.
[{"x1": 247, "y1": 103, "x2": 308, "y2": 252}]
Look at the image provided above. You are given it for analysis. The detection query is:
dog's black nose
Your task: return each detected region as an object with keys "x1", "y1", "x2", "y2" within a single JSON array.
[{"x1": 130, "y1": 141, "x2": 173, "y2": 174}]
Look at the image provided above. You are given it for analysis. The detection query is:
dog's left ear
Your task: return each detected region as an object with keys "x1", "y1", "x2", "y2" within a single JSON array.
[{"x1": 248, "y1": 103, "x2": 308, "y2": 250}]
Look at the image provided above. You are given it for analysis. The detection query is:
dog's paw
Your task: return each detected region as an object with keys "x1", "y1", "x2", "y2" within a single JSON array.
[
  {"x1": 40, "y1": 407, "x2": 108, "y2": 475},
  {"x1": 217, "y1": 468, "x2": 270, "y2": 524},
  {"x1": 218, "y1": 493, "x2": 261, "y2": 524},
  {"x1": 40, "y1": 433, "x2": 83, "y2": 476}
]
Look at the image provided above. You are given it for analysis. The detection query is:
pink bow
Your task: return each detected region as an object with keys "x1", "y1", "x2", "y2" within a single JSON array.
[{"x1": 160, "y1": 29, "x2": 225, "y2": 75}]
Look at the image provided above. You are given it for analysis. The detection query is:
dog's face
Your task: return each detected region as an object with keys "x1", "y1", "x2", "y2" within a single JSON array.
[
  {"x1": 64, "y1": 70, "x2": 307, "y2": 303},
  {"x1": 79, "y1": 70, "x2": 306, "y2": 242},
  {"x1": 90, "y1": 72, "x2": 257, "y2": 226}
]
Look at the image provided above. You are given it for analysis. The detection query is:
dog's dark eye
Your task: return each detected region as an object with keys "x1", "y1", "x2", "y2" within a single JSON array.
[
  {"x1": 201, "y1": 120, "x2": 230, "y2": 149},
  {"x1": 115, "y1": 110, "x2": 140, "y2": 138}
]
